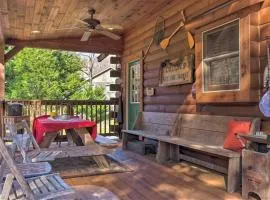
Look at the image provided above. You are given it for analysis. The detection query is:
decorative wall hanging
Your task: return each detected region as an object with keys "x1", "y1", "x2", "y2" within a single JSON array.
[
  {"x1": 143, "y1": 16, "x2": 165, "y2": 60},
  {"x1": 159, "y1": 54, "x2": 194, "y2": 87},
  {"x1": 181, "y1": 10, "x2": 194, "y2": 49},
  {"x1": 145, "y1": 88, "x2": 155, "y2": 96},
  {"x1": 160, "y1": 21, "x2": 184, "y2": 50},
  {"x1": 160, "y1": 10, "x2": 194, "y2": 50}
]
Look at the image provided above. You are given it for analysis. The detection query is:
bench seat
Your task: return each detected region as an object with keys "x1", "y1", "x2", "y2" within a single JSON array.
[
  {"x1": 122, "y1": 129, "x2": 240, "y2": 158},
  {"x1": 157, "y1": 136, "x2": 240, "y2": 158}
]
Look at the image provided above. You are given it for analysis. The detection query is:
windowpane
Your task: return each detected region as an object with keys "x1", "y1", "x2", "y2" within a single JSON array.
[{"x1": 203, "y1": 20, "x2": 240, "y2": 92}]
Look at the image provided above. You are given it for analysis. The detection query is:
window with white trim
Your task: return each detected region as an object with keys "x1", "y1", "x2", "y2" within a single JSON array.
[{"x1": 202, "y1": 19, "x2": 240, "y2": 92}]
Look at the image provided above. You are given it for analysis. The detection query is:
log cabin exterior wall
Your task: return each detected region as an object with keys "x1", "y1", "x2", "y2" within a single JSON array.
[{"x1": 121, "y1": 0, "x2": 270, "y2": 131}]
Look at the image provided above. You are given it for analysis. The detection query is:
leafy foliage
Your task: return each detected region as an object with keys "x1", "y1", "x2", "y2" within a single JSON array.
[{"x1": 5, "y1": 48, "x2": 105, "y2": 100}]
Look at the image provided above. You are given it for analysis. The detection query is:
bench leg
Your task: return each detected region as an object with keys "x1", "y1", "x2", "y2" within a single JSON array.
[
  {"x1": 170, "y1": 144, "x2": 180, "y2": 162},
  {"x1": 122, "y1": 132, "x2": 128, "y2": 149},
  {"x1": 122, "y1": 133, "x2": 138, "y2": 150},
  {"x1": 156, "y1": 141, "x2": 170, "y2": 163},
  {"x1": 226, "y1": 157, "x2": 241, "y2": 193}
]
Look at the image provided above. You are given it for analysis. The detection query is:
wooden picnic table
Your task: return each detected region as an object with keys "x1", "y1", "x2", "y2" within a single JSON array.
[
  {"x1": 32, "y1": 115, "x2": 97, "y2": 148},
  {"x1": 33, "y1": 116, "x2": 111, "y2": 168}
]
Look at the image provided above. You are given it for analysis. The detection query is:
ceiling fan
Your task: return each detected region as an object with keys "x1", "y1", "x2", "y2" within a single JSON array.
[{"x1": 57, "y1": 9, "x2": 122, "y2": 41}]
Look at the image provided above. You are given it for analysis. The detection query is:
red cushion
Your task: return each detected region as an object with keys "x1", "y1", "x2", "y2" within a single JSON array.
[{"x1": 223, "y1": 120, "x2": 251, "y2": 151}]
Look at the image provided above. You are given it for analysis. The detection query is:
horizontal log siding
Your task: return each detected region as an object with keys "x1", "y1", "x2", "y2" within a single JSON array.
[{"x1": 122, "y1": 0, "x2": 270, "y2": 132}]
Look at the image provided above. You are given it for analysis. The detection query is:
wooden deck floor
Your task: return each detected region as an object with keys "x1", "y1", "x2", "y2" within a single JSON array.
[{"x1": 65, "y1": 149, "x2": 242, "y2": 200}]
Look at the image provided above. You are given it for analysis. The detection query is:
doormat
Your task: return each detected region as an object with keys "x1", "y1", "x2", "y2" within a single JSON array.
[{"x1": 49, "y1": 155, "x2": 132, "y2": 179}]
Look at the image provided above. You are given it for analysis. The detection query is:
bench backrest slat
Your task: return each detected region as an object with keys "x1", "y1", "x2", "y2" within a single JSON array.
[
  {"x1": 177, "y1": 114, "x2": 260, "y2": 146},
  {"x1": 135, "y1": 112, "x2": 177, "y2": 136}
]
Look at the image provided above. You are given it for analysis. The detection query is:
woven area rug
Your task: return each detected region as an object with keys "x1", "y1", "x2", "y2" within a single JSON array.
[{"x1": 49, "y1": 155, "x2": 132, "y2": 178}]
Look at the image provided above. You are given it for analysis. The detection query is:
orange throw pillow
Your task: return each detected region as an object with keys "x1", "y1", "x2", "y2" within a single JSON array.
[{"x1": 223, "y1": 120, "x2": 251, "y2": 151}]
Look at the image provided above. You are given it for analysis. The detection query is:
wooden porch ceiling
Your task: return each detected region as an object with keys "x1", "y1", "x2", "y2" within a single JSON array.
[{"x1": 0, "y1": 0, "x2": 171, "y2": 54}]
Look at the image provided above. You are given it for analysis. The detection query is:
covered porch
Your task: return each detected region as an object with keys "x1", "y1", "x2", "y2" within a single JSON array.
[{"x1": 0, "y1": 0, "x2": 270, "y2": 199}]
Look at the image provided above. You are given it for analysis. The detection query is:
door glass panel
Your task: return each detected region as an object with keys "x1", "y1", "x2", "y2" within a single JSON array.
[{"x1": 130, "y1": 62, "x2": 140, "y2": 103}]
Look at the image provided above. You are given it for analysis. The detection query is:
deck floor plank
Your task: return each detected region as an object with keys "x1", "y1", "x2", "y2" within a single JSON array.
[{"x1": 65, "y1": 149, "x2": 241, "y2": 200}]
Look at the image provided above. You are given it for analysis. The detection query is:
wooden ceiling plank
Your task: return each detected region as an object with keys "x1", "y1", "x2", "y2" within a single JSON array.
[
  {"x1": 16, "y1": 0, "x2": 26, "y2": 39},
  {"x1": 43, "y1": 0, "x2": 59, "y2": 34},
  {"x1": 6, "y1": 36, "x2": 123, "y2": 54},
  {"x1": 4, "y1": 45, "x2": 24, "y2": 63},
  {"x1": 0, "y1": 0, "x2": 9, "y2": 29},
  {"x1": 3, "y1": 0, "x2": 176, "y2": 41},
  {"x1": 31, "y1": 0, "x2": 46, "y2": 38},
  {"x1": 7, "y1": 0, "x2": 17, "y2": 39},
  {"x1": 24, "y1": 0, "x2": 35, "y2": 40},
  {"x1": 58, "y1": 0, "x2": 78, "y2": 29},
  {"x1": 64, "y1": 1, "x2": 87, "y2": 38}
]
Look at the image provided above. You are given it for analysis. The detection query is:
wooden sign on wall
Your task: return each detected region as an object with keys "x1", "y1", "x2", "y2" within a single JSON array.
[{"x1": 159, "y1": 55, "x2": 194, "y2": 87}]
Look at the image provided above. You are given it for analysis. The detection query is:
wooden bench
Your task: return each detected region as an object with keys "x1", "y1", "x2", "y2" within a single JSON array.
[
  {"x1": 122, "y1": 112, "x2": 177, "y2": 151},
  {"x1": 122, "y1": 112, "x2": 261, "y2": 193}
]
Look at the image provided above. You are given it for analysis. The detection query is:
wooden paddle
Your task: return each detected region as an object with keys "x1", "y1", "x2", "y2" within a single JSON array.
[
  {"x1": 160, "y1": 21, "x2": 184, "y2": 50},
  {"x1": 181, "y1": 10, "x2": 195, "y2": 49}
]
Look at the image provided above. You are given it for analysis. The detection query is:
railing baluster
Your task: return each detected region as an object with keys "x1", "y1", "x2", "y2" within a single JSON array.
[
  {"x1": 45, "y1": 102, "x2": 47, "y2": 115},
  {"x1": 90, "y1": 102, "x2": 93, "y2": 120},
  {"x1": 76, "y1": 103, "x2": 79, "y2": 116},
  {"x1": 99, "y1": 102, "x2": 102, "y2": 134},
  {"x1": 81, "y1": 104, "x2": 83, "y2": 119},
  {"x1": 113, "y1": 101, "x2": 116, "y2": 135},
  {"x1": 86, "y1": 104, "x2": 89, "y2": 120},
  {"x1": 104, "y1": 103, "x2": 107, "y2": 135}
]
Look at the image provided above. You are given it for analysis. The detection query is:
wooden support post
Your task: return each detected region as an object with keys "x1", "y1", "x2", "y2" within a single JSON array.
[
  {"x1": 226, "y1": 157, "x2": 241, "y2": 193},
  {"x1": 140, "y1": 51, "x2": 144, "y2": 112},
  {"x1": 0, "y1": 20, "x2": 5, "y2": 136}
]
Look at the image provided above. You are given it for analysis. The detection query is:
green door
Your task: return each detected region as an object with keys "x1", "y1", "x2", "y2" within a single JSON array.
[{"x1": 128, "y1": 60, "x2": 140, "y2": 129}]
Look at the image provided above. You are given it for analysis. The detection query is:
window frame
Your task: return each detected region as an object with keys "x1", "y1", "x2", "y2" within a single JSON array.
[{"x1": 202, "y1": 19, "x2": 241, "y2": 93}]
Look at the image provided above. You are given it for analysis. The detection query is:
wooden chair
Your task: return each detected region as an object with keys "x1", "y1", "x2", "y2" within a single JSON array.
[
  {"x1": 0, "y1": 136, "x2": 74, "y2": 200},
  {"x1": 6, "y1": 120, "x2": 61, "y2": 163},
  {"x1": 3, "y1": 143, "x2": 52, "y2": 178}
]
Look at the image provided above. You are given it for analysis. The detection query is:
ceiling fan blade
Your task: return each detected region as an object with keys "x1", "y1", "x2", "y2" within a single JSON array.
[
  {"x1": 54, "y1": 26, "x2": 86, "y2": 31},
  {"x1": 76, "y1": 19, "x2": 89, "y2": 26},
  {"x1": 80, "y1": 31, "x2": 92, "y2": 41},
  {"x1": 95, "y1": 26, "x2": 121, "y2": 40}
]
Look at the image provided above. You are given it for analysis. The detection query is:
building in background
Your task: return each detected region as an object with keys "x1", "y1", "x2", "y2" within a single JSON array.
[{"x1": 80, "y1": 53, "x2": 118, "y2": 100}]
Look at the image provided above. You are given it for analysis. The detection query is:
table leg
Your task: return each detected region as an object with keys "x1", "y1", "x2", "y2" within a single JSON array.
[
  {"x1": 73, "y1": 128, "x2": 110, "y2": 168},
  {"x1": 39, "y1": 132, "x2": 58, "y2": 148},
  {"x1": 65, "y1": 129, "x2": 84, "y2": 146}
]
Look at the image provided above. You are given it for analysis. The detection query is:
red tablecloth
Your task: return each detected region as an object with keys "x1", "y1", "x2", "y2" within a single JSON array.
[{"x1": 33, "y1": 115, "x2": 97, "y2": 144}]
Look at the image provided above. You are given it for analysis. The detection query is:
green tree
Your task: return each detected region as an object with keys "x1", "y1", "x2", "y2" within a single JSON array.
[{"x1": 5, "y1": 48, "x2": 104, "y2": 100}]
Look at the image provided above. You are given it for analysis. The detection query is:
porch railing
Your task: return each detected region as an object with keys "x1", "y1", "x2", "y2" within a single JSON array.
[{"x1": 2, "y1": 100, "x2": 119, "y2": 136}]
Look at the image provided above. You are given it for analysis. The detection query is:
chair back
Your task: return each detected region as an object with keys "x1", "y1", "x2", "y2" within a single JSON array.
[
  {"x1": 0, "y1": 137, "x2": 35, "y2": 199},
  {"x1": 5, "y1": 120, "x2": 40, "y2": 151}
]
